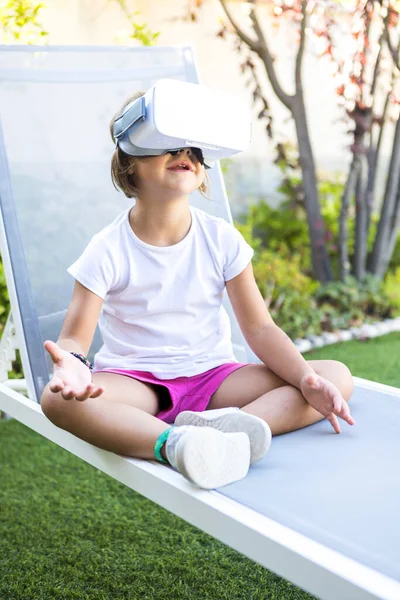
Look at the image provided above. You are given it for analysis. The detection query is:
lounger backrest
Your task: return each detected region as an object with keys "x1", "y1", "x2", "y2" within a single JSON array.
[{"x1": 0, "y1": 45, "x2": 251, "y2": 402}]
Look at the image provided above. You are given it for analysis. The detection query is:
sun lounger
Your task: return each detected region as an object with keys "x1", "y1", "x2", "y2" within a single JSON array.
[{"x1": 0, "y1": 45, "x2": 399, "y2": 600}]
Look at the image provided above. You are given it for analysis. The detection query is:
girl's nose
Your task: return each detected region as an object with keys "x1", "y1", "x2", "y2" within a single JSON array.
[{"x1": 178, "y1": 148, "x2": 192, "y2": 157}]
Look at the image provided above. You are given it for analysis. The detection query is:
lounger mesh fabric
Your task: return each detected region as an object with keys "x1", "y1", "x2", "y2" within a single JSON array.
[
  {"x1": 219, "y1": 385, "x2": 400, "y2": 581},
  {"x1": 0, "y1": 46, "x2": 399, "y2": 591},
  {"x1": 0, "y1": 46, "x2": 248, "y2": 400}
]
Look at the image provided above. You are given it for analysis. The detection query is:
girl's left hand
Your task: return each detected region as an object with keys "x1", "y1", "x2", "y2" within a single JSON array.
[{"x1": 300, "y1": 372, "x2": 355, "y2": 434}]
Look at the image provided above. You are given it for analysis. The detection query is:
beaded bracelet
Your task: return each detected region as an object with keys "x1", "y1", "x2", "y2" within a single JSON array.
[{"x1": 70, "y1": 352, "x2": 94, "y2": 372}]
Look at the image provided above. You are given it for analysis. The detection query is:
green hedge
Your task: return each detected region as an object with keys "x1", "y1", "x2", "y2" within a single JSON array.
[
  {"x1": 235, "y1": 178, "x2": 400, "y2": 339},
  {"x1": 0, "y1": 256, "x2": 23, "y2": 379}
]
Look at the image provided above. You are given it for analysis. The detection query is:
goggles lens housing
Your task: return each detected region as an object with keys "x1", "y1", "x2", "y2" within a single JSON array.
[{"x1": 167, "y1": 148, "x2": 204, "y2": 166}]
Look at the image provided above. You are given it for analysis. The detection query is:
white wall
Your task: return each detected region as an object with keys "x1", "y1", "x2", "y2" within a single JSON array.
[{"x1": 36, "y1": 0, "x2": 381, "y2": 213}]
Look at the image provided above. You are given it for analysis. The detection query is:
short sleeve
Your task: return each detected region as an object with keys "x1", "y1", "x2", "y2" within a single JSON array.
[
  {"x1": 222, "y1": 222, "x2": 254, "y2": 282},
  {"x1": 67, "y1": 234, "x2": 115, "y2": 300}
]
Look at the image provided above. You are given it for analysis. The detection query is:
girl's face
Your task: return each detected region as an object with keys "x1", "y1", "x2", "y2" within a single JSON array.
[{"x1": 133, "y1": 148, "x2": 205, "y2": 198}]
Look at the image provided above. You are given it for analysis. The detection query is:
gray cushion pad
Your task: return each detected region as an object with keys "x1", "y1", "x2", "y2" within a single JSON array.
[{"x1": 220, "y1": 385, "x2": 400, "y2": 580}]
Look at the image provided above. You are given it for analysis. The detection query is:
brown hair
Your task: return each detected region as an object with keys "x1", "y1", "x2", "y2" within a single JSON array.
[
  {"x1": 110, "y1": 92, "x2": 210, "y2": 199},
  {"x1": 110, "y1": 92, "x2": 143, "y2": 199}
]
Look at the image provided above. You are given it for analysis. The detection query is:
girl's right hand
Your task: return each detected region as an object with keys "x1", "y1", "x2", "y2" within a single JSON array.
[{"x1": 44, "y1": 340, "x2": 104, "y2": 401}]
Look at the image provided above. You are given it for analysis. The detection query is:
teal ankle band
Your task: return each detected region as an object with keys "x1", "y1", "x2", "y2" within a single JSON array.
[{"x1": 154, "y1": 427, "x2": 173, "y2": 464}]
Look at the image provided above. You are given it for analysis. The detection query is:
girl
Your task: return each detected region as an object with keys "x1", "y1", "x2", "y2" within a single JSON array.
[{"x1": 41, "y1": 92, "x2": 355, "y2": 490}]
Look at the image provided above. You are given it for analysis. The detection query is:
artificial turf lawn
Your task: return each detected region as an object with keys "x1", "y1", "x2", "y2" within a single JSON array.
[
  {"x1": 0, "y1": 333, "x2": 399, "y2": 600},
  {"x1": 303, "y1": 330, "x2": 400, "y2": 388}
]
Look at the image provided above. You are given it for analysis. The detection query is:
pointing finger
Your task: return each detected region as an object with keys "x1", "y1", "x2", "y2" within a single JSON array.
[
  {"x1": 336, "y1": 401, "x2": 356, "y2": 426},
  {"x1": 327, "y1": 413, "x2": 341, "y2": 434},
  {"x1": 331, "y1": 389, "x2": 344, "y2": 415}
]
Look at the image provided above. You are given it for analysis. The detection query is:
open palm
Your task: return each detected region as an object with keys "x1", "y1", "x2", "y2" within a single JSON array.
[{"x1": 44, "y1": 340, "x2": 104, "y2": 401}]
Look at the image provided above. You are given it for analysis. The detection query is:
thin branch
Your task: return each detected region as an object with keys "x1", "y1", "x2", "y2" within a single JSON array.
[
  {"x1": 389, "y1": 181, "x2": 400, "y2": 241},
  {"x1": 339, "y1": 158, "x2": 360, "y2": 281},
  {"x1": 295, "y1": 0, "x2": 308, "y2": 94},
  {"x1": 218, "y1": 0, "x2": 260, "y2": 53},
  {"x1": 365, "y1": 34, "x2": 385, "y2": 239},
  {"x1": 366, "y1": 64, "x2": 395, "y2": 240},
  {"x1": 380, "y1": 187, "x2": 400, "y2": 276},
  {"x1": 249, "y1": 5, "x2": 293, "y2": 109},
  {"x1": 369, "y1": 114, "x2": 400, "y2": 277},
  {"x1": 370, "y1": 35, "x2": 383, "y2": 98},
  {"x1": 359, "y1": 3, "x2": 373, "y2": 96},
  {"x1": 353, "y1": 154, "x2": 368, "y2": 280},
  {"x1": 383, "y1": 7, "x2": 400, "y2": 69}
]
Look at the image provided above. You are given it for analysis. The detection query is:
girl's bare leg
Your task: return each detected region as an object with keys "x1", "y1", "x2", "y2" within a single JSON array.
[
  {"x1": 41, "y1": 371, "x2": 252, "y2": 489},
  {"x1": 41, "y1": 372, "x2": 170, "y2": 459},
  {"x1": 207, "y1": 360, "x2": 354, "y2": 436}
]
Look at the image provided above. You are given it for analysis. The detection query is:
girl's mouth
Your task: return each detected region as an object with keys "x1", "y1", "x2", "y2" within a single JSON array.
[{"x1": 168, "y1": 161, "x2": 193, "y2": 172}]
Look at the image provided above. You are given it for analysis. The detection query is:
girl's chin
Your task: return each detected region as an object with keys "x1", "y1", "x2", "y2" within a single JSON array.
[{"x1": 164, "y1": 183, "x2": 199, "y2": 194}]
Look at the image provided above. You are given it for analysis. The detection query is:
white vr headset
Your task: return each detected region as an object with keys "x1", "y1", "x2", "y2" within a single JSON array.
[{"x1": 113, "y1": 79, "x2": 252, "y2": 169}]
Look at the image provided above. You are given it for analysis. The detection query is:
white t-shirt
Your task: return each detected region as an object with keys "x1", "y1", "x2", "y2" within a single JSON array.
[{"x1": 67, "y1": 205, "x2": 254, "y2": 379}]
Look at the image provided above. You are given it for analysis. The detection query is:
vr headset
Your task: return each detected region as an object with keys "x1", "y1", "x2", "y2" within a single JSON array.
[{"x1": 113, "y1": 79, "x2": 252, "y2": 169}]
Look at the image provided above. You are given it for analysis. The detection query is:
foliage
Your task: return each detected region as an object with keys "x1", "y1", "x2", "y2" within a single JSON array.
[
  {"x1": 253, "y1": 250, "x2": 321, "y2": 339},
  {"x1": 188, "y1": 0, "x2": 400, "y2": 283},
  {"x1": 382, "y1": 266, "x2": 400, "y2": 315},
  {"x1": 129, "y1": 18, "x2": 159, "y2": 46},
  {"x1": 0, "y1": 0, "x2": 48, "y2": 43},
  {"x1": 315, "y1": 275, "x2": 393, "y2": 329},
  {"x1": 114, "y1": 1, "x2": 160, "y2": 46},
  {"x1": 237, "y1": 172, "x2": 400, "y2": 279},
  {"x1": 236, "y1": 200, "x2": 398, "y2": 339},
  {"x1": 0, "y1": 258, "x2": 10, "y2": 328},
  {"x1": 0, "y1": 258, "x2": 22, "y2": 381}
]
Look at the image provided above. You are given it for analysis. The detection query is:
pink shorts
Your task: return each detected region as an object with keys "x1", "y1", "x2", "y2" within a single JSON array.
[{"x1": 94, "y1": 362, "x2": 247, "y2": 424}]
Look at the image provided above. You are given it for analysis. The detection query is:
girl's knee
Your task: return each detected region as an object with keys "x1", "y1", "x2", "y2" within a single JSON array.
[
  {"x1": 40, "y1": 385, "x2": 68, "y2": 427},
  {"x1": 330, "y1": 360, "x2": 354, "y2": 401},
  {"x1": 313, "y1": 359, "x2": 354, "y2": 401}
]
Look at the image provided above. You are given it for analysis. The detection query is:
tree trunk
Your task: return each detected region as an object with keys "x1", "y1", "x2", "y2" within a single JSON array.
[
  {"x1": 353, "y1": 154, "x2": 368, "y2": 280},
  {"x1": 366, "y1": 67, "x2": 392, "y2": 240},
  {"x1": 292, "y1": 99, "x2": 333, "y2": 283},
  {"x1": 339, "y1": 158, "x2": 360, "y2": 281},
  {"x1": 224, "y1": 0, "x2": 333, "y2": 283},
  {"x1": 368, "y1": 114, "x2": 400, "y2": 278},
  {"x1": 379, "y1": 179, "x2": 400, "y2": 275}
]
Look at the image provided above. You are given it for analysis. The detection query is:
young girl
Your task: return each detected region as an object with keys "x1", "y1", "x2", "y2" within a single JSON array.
[{"x1": 41, "y1": 91, "x2": 355, "y2": 490}]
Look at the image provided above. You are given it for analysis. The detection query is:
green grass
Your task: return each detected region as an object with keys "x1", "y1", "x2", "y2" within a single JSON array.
[
  {"x1": 303, "y1": 331, "x2": 400, "y2": 388},
  {"x1": 1, "y1": 333, "x2": 399, "y2": 600}
]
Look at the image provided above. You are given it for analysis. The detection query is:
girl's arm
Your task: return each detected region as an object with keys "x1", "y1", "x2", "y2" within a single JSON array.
[
  {"x1": 43, "y1": 280, "x2": 105, "y2": 401},
  {"x1": 56, "y1": 280, "x2": 104, "y2": 356},
  {"x1": 226, "y1": 262, "x2": 315, "y2": 388},
  {"x1": 226, "y1": 262, "x2": 354, "y2": 432}
]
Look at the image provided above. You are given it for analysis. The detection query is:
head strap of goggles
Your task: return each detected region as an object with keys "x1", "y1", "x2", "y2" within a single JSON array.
[{"x1": 113, "y1": 97, "x2": 146, "y2": 141}]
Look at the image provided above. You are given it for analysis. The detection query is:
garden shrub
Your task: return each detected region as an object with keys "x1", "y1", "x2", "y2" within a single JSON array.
[
  {"x1": 251, "y1": 248, "x2": 320, "y2": 339},
  {"x1": 0, "y1": 255, "x2": 22, "y2": 379},
  {"x1": 235, "y1": 189, "x2": 399, "y2": 339},
  {"x1": 236, "y1": 175, "x2": 400, "y2": 279},
  {"x1": 382, "y1": 267, "x2": 400, "y2": 316},
  {"x1": 0, "y1": 256, "x2": 10, "y2": 329}
]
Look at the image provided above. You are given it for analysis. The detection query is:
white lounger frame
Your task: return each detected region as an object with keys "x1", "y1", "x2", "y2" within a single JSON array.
[
  {"x1": 1, "y1": 333, "x2": 400, "y2": 600},
  {"x1": 1, "y1": 44, "x2": 400, "y2": 600}
]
